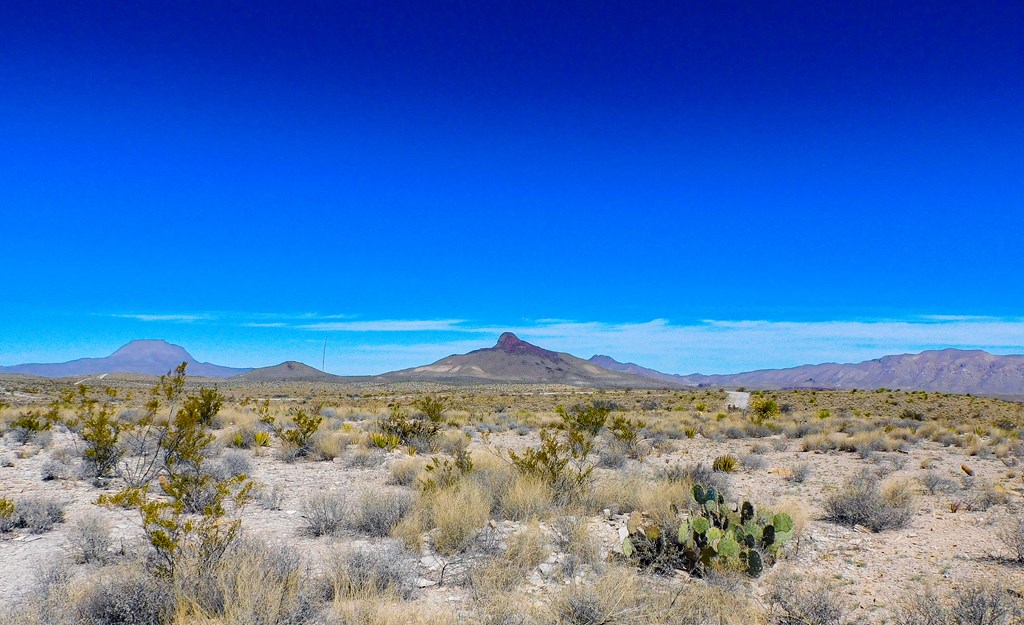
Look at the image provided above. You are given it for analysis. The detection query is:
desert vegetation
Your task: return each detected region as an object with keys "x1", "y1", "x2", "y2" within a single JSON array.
[{"x1": 1, "y1": 372, "x2": 1023, "y2": 623}]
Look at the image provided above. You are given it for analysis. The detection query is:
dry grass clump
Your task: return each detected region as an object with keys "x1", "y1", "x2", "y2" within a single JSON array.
[
  {"x1": 329, "y1": 599, "x2": 458, "y2": 625},
  {"x1": 310, "y1": 429, "x2": 355, "y2": 460},
  {"x1": 330, "y1": 540, "x2": 417, "y2": 601},
  {"x1": 588, "y1": 472, "x2": 698, "y2": 521},
  {"x1": 387, "y1": 456, "x2": 427, "y2": 486},
  {"x1": 472, "y1": 523, "x2": 550, "y2": 594},
  {"x1": 176, "y1": 538, "x2": 319, "y2": 625},
  {"x1": 588, "y1": 472, "x2": 647, "y2": 514},
  {"x1": 553, "y1": 516, "x2": 600, "y2": 569},
  {"x1": 499, "y1": 473, "x2": 555, "y2": 520},
  {"x1": 801, "y1": 432, "x2": 838, "y2": 452},
  {"x1": 823, "y1": 471, "x2": 915, "y2": 532},
  {"x1": 9, "y1": 538, "x2": 317, "y2": 625},
  {"x1": 433, "y1": 429, "x2": 471, "y2": 454},
  {"x1": 549, "y1": 566, "x2": 762, "y2": 625},
  {"x1": 427, "y1": 480, "x2": 491, "y2": 555}
]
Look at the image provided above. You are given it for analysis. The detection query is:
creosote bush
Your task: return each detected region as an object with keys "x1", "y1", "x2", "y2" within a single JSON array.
[{"x1": 97, "y1": 363, "x2": 253, "y2": 577}]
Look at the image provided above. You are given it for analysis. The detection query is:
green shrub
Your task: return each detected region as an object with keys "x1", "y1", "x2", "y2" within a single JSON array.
[
  {"x1": 0, "y1": 498, "x2": 15, "y2": 533},
  {"x1": 508, "y1": 428, "x2": 593, "y2": 503},
  {"x1": 749, "y1": 396, "x2": 780, "y2": 425},
  {"x1": 712, "y1": 454, "x2": 739, "y2": 472},
  {"x1": 263, "y1": 408, "x2": 323, "y2": 455},
  {"x1": 412, "y1": 395, "x2": 448, "y2": 423},
  {"x1": 377, "y1": 404, "x2": 439, "y2": 446},
  {"x1": 557, "y1": 402, "x2": 613, "y2": 436}
]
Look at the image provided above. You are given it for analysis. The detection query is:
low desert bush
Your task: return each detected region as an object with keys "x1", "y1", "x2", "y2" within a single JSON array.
[
  {"x1": 216, "y1": 449, "x2": 253, "y2": 478},
  {"x1": 76, "y1": 565, "x2": 174, "y2": 625},
  {"x1": 961, "y1": 478, "x2": 1008, "y2": 511},
  {"x1": 259, "y1": 484, "x2": 286, "y2": 511},
  {"x1": 920, "y1": 470, "x2": 958, "y2": 495},
  {"x1": 999, "y1": 516, "x2": 1024, "y2": 563},
  {"x1": 15, "y1": 497, "x2": 67, "y2": 534},
  {"x1": 40, "y1": 457, "x2": 73, "y2": 481},
  {"x1": 823, "y1": 472, "x2": 914, "y2": 532},
  {"x1": 893, "y1": 581, "x2": 1024, "y2": 625},
  {"x1": 739, "y1": 453, "x2": 767, "y2": 471},
  {"x1": 349, "y1": 489, "x2": 413, "y2": 537},
  {"x1": 766, "y1": 571, "x2": 849, "y2": 625},
  {"x1": 346, "y1": 447, "x2": 385, "y2": 468},
  {"x1": 597, "y1": 442, "x2": 628, "y2": 469},
  {"x1": 68, "y1": 514, "x2": 114, "y2": 564},
  {"x1": 303, "y1": 491, "x2": 348, "y2": 537},
  {"x1": 787, "y1": 463, "x2": 812, "y2": 483}
]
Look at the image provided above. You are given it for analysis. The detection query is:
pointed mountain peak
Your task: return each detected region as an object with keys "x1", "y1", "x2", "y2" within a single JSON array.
[
  {"x1": 496, "y1": 332, "x2": 525, "y2": 349},
  {"x1": 493, "y1": 332, "x2": 561, "y2": 360}
]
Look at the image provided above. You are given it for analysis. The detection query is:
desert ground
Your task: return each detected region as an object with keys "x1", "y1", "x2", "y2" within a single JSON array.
[{"x1": 2, "y1": 373, "x2": 1023, "y2": 624}]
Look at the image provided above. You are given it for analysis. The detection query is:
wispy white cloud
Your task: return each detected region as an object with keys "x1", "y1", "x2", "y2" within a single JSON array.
[
  {"x1": 299, "y1": 319, "x2": 471, "y2": 332},
  {"x1": 111, "y1": 313, "x2": 214, "y2": 323},
  {"x1": 243, "y1": 322, "x2": 288, "y2": 328}
]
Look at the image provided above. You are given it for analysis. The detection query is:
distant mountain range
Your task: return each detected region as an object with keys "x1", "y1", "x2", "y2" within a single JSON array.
[
  {"x1": 591, "y1": 349, "x2": 1024, "y2": 395},
  {"x1": 0, "y1": 339, "x2": 251, "y2": 378},
  {"x1": 2, "y1": 336, "x2": 1023, "y2": 396}
]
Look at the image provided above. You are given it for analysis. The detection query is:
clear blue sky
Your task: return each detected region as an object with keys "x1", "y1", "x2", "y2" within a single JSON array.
[{"x1": 2, "y1": 2, "x2": 1023, "y2": 374}]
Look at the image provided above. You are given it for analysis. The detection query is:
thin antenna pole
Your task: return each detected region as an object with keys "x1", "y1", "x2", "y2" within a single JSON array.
[{"x1": 321, "y1": 337, "x2": 327, "y2": 377}]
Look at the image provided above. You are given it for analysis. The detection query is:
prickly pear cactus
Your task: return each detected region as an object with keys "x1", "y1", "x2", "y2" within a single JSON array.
[{"x1": 622, "y1": 488, "x2": 795, "y2": 578}]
